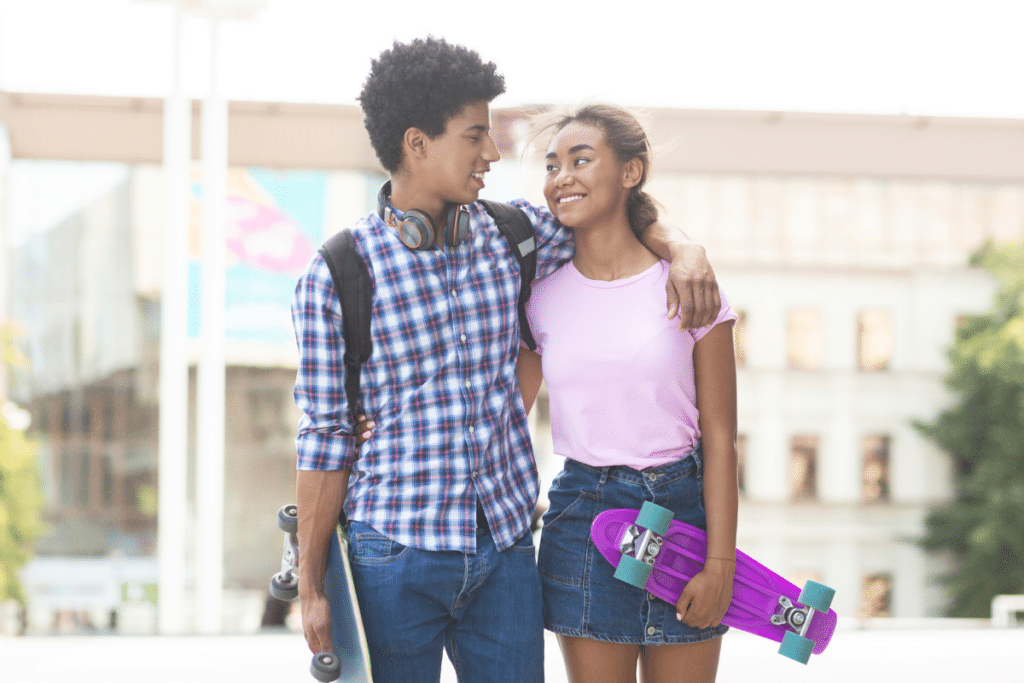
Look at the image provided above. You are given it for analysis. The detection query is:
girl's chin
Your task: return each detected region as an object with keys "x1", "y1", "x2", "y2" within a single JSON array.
[{"x1": 553, "y1": 207, "x2": 584, "y2": 229}]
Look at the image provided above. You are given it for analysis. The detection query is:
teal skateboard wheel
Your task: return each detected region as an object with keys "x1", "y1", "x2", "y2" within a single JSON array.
[
  {"x1": 779, "y1": 630, "x2": 814, "y2": 664},
  {"x1": 798, "y1": 580, "x2": 836, "y2": 613},
  {"x1": 614, "y1": 554, "x2": 653, "y2": 588},
  {"x1": 635, "y1": 501, "x2": 673, "y2": 535}
]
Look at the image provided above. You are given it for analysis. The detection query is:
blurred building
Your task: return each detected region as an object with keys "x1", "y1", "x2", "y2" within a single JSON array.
[{"x1": 1, "y1": 92, "x2": 1023, "y2": 631}]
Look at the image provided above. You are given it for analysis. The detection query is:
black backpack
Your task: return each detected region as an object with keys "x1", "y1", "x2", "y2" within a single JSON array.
[{"x1": 318, "y1": 200, "x2": 538, "y2": 422}]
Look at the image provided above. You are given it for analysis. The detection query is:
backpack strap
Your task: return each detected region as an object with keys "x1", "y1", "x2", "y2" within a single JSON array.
[
  {"x1": 478, "y1": 200, "x2": 538, "y2": 351},
  {"x1": 318, "y1": 230, "x2": 373, "y2": 423}
]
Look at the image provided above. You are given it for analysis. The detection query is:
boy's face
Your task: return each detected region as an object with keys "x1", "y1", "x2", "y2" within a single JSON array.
[{"x1": 420, "y1": 100, "x2": 501, "y2": 206}]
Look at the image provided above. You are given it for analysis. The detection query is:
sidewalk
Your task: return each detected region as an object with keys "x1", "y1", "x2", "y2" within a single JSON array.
[{"x1": 0, "y1": 622, "x2": 1021, "y2": 682}]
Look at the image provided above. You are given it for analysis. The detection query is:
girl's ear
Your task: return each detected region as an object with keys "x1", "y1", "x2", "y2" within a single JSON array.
[{"x1": 622, "y1": 157, "x2": 643, "y2": 189}]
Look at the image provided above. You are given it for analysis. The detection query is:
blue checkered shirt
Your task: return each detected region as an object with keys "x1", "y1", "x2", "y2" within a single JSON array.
[{"x1": 292, "y1": 199, "x2": 573, "y2": 553}]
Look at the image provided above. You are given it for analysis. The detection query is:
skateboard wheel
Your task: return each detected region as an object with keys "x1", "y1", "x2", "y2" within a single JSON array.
[
  {"x1": 798, "y1": 580, "x2": 836, "y2": 613},
  {"x1": 310, "y1": 651, "x2": 341, "y2": 682},
  {"x1": 278, "y1": 504, "x2": 299, "y2": 534},
  {"x1": 270, "y1": 571, "x2": 298, "y2": 601},
  {"x1": 613, "y1": 554, "x2": 653, "y2": 589},
  {"x1": 779, "y1": 630, "x2": 814, "y2": 664},
  {"x1": 635, "y1": 501, "x2": 673, "y2": 535}
]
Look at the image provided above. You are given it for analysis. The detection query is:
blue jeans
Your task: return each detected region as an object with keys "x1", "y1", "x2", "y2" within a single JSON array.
[{"x1": 346, "y1": 520, "x2": 544, "y2": 683}]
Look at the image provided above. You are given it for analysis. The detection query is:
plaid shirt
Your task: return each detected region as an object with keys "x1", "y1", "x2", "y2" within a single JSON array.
[{"x1": 292, "y1": 199, "x2": 573, "y2": 553}]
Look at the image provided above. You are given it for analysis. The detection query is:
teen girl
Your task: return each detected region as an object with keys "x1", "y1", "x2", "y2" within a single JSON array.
[{"x1": 516, "y1": 104, "x2": 739, "y2": 683}]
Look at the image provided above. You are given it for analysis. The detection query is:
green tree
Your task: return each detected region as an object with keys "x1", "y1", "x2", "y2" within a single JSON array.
[
  {"x1": 915, "y1": 242, "x2": 1024, "y2": 617},
  {"x1": 0, "y1": 322, "x2": 46, "y2": 606}
]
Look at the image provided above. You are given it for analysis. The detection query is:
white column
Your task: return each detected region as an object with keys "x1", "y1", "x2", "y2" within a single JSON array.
[
  {"x1": 195, "y1": 15, "x2": 227, "y2": 635},
  {"x1": 157, "y1": 1, "x2": 191, "y2": 635}
]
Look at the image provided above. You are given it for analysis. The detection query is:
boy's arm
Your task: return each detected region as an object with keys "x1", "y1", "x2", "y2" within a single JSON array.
[
  {"x1": 641, "y1": 221, "x2": 720, "y2": 330},
  {"x1": 296, "y1": 469, "x2": 349, "y2": 656},
  {"x1": 516, "y1": 347, "x2": 543, "y2": 415},
  {"x1": 291, "y1": 256, "x2": 361, "y2": 655}
]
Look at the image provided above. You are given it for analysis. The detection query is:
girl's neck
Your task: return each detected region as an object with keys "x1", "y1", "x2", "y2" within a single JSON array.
[{"x1": 572, "y1": 217, "x2": 658, "y2": 281}]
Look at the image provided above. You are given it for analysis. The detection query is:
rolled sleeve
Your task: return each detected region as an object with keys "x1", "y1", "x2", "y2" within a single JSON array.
[
  {"x1": 691, "y1": 284, "x2": 739, "y2": 342},
  {"x1": 292, "y1": 254, "x2": 358, "y2": 471}
]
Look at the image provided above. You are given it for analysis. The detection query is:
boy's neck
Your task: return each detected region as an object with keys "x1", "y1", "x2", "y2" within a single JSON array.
[{"x1": 388, "y1": 177, "x2": 446, "y2": 232}]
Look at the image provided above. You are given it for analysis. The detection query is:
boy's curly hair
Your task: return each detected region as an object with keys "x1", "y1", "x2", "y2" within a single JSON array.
[{"x1": 359, "y1": 37, "x2": 506, "y2": 173}]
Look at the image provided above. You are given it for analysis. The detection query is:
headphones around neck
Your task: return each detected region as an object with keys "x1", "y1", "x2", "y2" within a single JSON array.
[{"x1": 377, "y1": 181, "x2": 470, "y2": 251}]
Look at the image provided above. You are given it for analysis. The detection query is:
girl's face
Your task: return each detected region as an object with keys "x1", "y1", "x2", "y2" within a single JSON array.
[{"x1": 543, "y1": 121, "x2": 637, "y2": 229}]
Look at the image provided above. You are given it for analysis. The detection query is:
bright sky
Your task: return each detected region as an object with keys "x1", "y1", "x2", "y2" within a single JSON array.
[{"x1": 1, "y1": 0, "x2": 1023, "y2": 118}]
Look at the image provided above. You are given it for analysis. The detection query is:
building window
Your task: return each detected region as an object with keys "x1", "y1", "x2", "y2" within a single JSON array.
[
  {"x1": 103, "y1": 395, "x2": 116, "y2": 442},
  {"x1": 790, "y1": 435, "x2": 818, "y2": 500},
  {"x1": 80, "y1": 405, "x2": 92, "y2": 436},
  {"x1": 36, "y1": 403, "x2": 50, "y2": 435},
  {"x1": 787, "y1": 309, "x2": 822, "y2": 370},
  {"x1": 78, "y1": 449, "x2": 91, "y2": 506},
  {"x1": 860, "y1": 574, "x2": 893, "y2": 618},
  {"x1": 862, "y1": 435, "x2": 891, "y2": 503},
  {"x1": 733, "y1": 311, "x2": 747, "y2": 367},
  {"x1": 60, "y1": 448, "x2": 74, "y2": 502},
  {"x1": 858, "y1": 310, "x2": 892, "y2": 371},
  {"x1": 102, "y1": 453, "x2": 115, "y2": 507},
  {"x1": 736, "y1": 434, "x2": 747, "y2": 495}
]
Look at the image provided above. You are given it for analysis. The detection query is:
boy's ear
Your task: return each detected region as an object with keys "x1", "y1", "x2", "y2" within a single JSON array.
[
  {"x1": 622, "y1": 157, "x2": 643, "y2": 189},
  {"x1": 403, "y1": 127, "x2": 429, "y2": 162}
]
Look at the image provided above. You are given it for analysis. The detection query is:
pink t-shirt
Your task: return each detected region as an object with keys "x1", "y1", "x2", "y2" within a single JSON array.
[{"x1": 525, "y1": 260, "x2": 737, "y2": 470}]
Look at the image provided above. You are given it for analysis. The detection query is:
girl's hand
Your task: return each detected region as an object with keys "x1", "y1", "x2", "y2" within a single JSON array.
[
  {"x1": 355, "y1": 415, "x2": 375, "y2": 446},
  {"x1": 675, "y1": 558, "x2": 735, "y2": 629}
]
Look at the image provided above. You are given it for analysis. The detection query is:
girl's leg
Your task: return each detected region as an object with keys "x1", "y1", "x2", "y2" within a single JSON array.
[
  {"x1": 639, "y1": 636, "x2": 723, "y2": 683},
  {"x1": 557, "y1": 634, "x2": 640, "y2": 683}
]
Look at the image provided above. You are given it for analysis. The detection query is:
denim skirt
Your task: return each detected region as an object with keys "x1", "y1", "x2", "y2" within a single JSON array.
[{"x1": 537, "y1": 444, "x2": 729, "y2": 645}]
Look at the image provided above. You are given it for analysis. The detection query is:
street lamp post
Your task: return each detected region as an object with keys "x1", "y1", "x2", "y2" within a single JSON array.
[
  {"x1": 156, "y1": 0, "x2": 191, "y2": 636},
  {"x1": 193, "y1": 0, "x2": 266, "y2": 636},
  {"x1": 144, "y1": 0, "x2": 265, "y2": 635}
]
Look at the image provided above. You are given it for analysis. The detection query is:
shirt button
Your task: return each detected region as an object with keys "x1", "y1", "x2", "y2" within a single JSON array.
[
  {"x1": 460, "y1": 334, "x2": 467, "y2": 342},
  {"x1": 465, "y1": 380, "x2": 471, "y2": 388},
  {"x1": 468, "y1": 425, "x2": 475, "y2": 433},
  {"x1": 647, "y1": 626, "x2": 657, "y2": 636}
]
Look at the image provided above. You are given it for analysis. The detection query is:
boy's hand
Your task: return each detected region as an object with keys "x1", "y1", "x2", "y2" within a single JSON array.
[
  {"x1": 675, "y1": 558, "x2": 734, "y2": 629},
  {"x1": 666, "y1": 243, "x2": 720, "y2": 330},
  {"x1": 355, "y1": 415, "x2": 375, "y2": 445},
  {"x1": 301, "y1": 592, "x2": 334, "y2": 656}
]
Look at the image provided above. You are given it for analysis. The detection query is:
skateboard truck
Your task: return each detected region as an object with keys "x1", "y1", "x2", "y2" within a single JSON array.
[
  {"x1": 772, "y1": 595, "x2": 813, "y2": 632},
  {"x1": 775, "y1": 583, "x2": 835, "y2": 664},
  {"x1": 620, "y1": 524, "x2": 664, "y2": 566}
]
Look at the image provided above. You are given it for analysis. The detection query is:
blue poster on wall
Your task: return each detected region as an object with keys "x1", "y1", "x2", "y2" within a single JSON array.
[{"x1": 188, "y1": 168, "x2": 325, "y2": 346}]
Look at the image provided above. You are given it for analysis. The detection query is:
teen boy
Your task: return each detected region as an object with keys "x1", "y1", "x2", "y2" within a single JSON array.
[{"x1": 292, "y1": 37, "x2": 720, "y2": 683}]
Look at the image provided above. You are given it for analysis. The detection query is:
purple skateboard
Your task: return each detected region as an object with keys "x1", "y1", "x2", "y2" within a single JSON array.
[{"x1": 591, "y1": 502, "x2": 837, "y2": 664}]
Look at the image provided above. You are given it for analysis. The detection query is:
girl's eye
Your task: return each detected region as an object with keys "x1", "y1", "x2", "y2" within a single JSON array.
[
  {"x1": 574, "y1": 157, "x2": 590, "y2": 167},
  {"x1": 545, "y1": 164, "x2": 559, "y2": 173}
]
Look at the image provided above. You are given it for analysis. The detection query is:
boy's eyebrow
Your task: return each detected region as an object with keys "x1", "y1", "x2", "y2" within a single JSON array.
[
  {"x1": 465, "y1": 124, "x2": 489, "y2": 133},
  {"x1": 545, "y1": 144, "x2": 596, "y2": 159}
]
